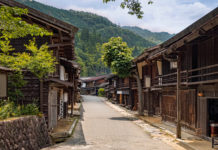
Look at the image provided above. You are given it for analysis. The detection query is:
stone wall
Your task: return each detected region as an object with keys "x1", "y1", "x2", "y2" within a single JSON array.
[{"x1": 0, "y1": 116, "x2": 51, "y2": 150}]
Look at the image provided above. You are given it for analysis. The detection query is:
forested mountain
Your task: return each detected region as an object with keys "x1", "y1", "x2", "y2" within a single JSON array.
[
  {"x1": 15, "y1": 0, "x2": 172, "y2": 76},
  {"x1": 123, "y1": 26, "x2": 174, "y2": 44}
]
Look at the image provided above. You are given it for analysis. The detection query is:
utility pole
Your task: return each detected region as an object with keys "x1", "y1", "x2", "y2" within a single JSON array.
[{"x1": 176, "y1": 55, "x2": 181, "y2": 139}]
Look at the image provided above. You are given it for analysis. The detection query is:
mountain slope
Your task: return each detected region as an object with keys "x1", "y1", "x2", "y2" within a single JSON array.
[
  {"x1": 122, "y1": 26, "x2": 174, "y2": 44},
  {"x1": 16, "y1": 0, "x2": 154, "y2": 48}
]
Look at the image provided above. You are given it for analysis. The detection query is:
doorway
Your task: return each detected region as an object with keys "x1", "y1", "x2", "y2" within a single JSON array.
[
  {"x1": 48, "y1": 87, "x2": 58, "y2": 129},
  {"x1": 208, "y1": 99, "x2": 218, "y2": 137}
]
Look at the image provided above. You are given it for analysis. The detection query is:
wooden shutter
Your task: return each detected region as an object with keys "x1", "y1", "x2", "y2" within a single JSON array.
[{"x1": 0, "y1": 73, "x2": 7, "y2": 97}]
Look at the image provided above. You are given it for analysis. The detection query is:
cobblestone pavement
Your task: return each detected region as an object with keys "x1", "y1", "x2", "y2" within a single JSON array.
[{"x1": 44, "y1": 95, "x2": 187, "y2": 150}]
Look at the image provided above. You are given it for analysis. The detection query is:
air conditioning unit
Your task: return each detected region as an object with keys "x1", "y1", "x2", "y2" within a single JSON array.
[{"x1": 64, "y1": 73, "x2": 69, "y2": 81}]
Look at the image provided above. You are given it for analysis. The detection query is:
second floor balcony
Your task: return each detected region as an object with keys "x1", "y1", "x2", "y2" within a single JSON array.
[{"x1": 152, "y1": 64, "x2": 218, "y2": 87}]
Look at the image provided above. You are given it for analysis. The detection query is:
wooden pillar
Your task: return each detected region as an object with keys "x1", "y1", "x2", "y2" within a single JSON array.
[
  {"x1": 176, "y1": 55, "x2": 182, "y2": 139},
  {"x1": 147, "y1": 89, "x2": 153, "y2": 116},
  {"x1": 159, "y1": 93, "x2": 162, "y2": 115}
]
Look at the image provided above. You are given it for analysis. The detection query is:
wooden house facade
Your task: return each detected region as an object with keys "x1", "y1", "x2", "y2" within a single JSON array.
[
  {"x1": 133, "y1": 46, "x2": 162, "y2": 116},
  {"x1": 134, "y1": 7, "x2": 218, "y2": 138},
  {"x1": 0, "y1": 0, "x2": 80, "y2": 129},
  {"x1": 106, "y1": 74, "x2": 117, "y2": 103},
  {"x1": 106, "y1": 74, "x2": 138, "y2": 110},
  {"x1": 81, "y1": 75, "x2": 109, "y2": 95}
]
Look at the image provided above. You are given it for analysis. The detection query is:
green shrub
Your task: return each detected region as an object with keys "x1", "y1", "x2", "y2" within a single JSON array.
[
  {"x1": 98, "y1": 88, "x2": 105, "y2": 97},
  {"x1": 0, "y1": 100, "x2": 40, "y2": 120},
  {"x1": 0, "y1": 101, "x2": 15, "y2": 119},
  {"x1": 21, "y1": 103, "x2": 40, "y2": 115}
]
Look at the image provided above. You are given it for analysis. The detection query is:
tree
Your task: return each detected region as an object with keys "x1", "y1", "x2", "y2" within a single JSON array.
[
  {"x1": 103, "y1": 0, "x2": 153, "y2": 18},
  {"x1": 0, "y1": 6, "x2": 56, "y2": 79},
  {"x1": 102, "y1": 37, "x2": 133, "y2": 78}
]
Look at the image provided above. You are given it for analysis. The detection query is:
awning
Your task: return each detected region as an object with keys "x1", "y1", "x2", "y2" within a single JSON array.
[
  {"x1": 60, "y1": 57, "x2": 80, "y2": 69},
  {"x1": 49, "y1": 78, "x2": 74, "y2": 87},
  {"x1": 97, "y1": 82, "x2": 109, "y2": 88},
  {"x1": 0, "y1": 66, "x2": 13, "y2": 72}
]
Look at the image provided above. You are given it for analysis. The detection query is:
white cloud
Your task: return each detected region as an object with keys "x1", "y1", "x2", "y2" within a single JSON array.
[{"x1": 35, "y1": 0, "x2": 213, "y2": 34}]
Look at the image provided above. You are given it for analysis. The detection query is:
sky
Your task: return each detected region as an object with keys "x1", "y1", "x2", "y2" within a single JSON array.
[{"x1": 34, "y1": 0, "x2": 218, "y2": 34}]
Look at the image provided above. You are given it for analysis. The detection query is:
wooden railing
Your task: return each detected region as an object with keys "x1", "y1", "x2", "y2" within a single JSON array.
[
  {"x1": 117, "y1": 83, "x2": 129, "y2": 88},
  {"x1": 109, "y1": 85, "x2": 115, "y2": 89},
  {"x1": 152, "y1": 64, "x2": 218, "y2": 87}
]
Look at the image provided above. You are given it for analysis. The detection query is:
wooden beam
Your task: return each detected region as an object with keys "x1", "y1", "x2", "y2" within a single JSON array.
[
  {"x1": 166, "y1": 16, "x2": 218, "y2": 55},
  {"x1": 176, "y1": 55, "x2": 181, "y2": 139},
  {"x1": 48, "y1": 42, "x2": 73, "y2": 48}
]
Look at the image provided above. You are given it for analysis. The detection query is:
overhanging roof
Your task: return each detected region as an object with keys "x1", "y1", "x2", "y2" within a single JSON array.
[
  {"x1": 161, "y1": 7, "x2": 218, "y2": 48},
  {"x1": 137, "y1": 7, "x2": 218, "y2": 61},
  {"x1": 0, "y1": 0, "x2": 78, "y2": 33},
  {"x1": 0, "y1": 66, "x2": 12, "y2": 72},
  {"x1": 49, "y1": 78, "x2": 74, "y2": 87},
  {"x1": 60, "y1": 57, "x2": 80, "y2": 69},
  {"x1": 133, "y1": 45, "x2": 160, "y2": 63}
]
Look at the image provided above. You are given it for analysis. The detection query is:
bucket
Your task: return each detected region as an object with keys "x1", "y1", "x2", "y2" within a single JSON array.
[{"x1": 211, "y1": 123, "x2": 218, "y2": 137}]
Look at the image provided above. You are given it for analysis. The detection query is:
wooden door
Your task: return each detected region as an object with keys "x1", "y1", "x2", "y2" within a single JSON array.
[
  {"x1": 197, "y1": 97, "x2": 208, "y2": 136},
  {"x1": 133, "y1": 91, "x2": 138, "y2": 110},
  {"x1": 48, "y1": 88, "x2": 58, "y2": 129},
  {"x1": 119, "y1": 94, "x2": 122, "y2": 104},
  {"x1": 180, "y1": 89, "x2": 196, "y2": 128}
]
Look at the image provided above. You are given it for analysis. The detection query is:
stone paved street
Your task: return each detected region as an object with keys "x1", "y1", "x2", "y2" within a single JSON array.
[{"x1": 44, "y1": 95, "x2": 185, "y2": 150}]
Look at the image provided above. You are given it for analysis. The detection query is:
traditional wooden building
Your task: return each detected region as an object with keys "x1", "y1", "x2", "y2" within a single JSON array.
[
  {"x1": 106, "y1": 74, "x2": 117, "y2": 103},
  {"x1": 81, "y1": 75, "x2": 109, "y2": 95},
  {"x1": 0, "y1": 0, "x2": 80, "y2": 129},
  {"x1": 133, "y1": 45, "x2": 161, "y2": 115},
  {"x1": 106, "y1": 74, "x2": 138, "y2": 110},
  {"x1": 134, "y1": 7, "x2": 218, "y2": 138}
]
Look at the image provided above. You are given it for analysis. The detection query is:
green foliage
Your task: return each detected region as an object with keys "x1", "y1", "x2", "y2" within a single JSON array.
[
  {"x1": 0, "y1": 6, "x2": 56, "y2": 79},
  {"x1": 0, "y1": 101, "x2": 15, "y2": 120},
  {"x1": 0, "y1": 101, "x2": 40, "y2": 120},
  {"x1": 24, "y1": 39, "x2": 56, "y2": 79},
  {"x1": 103, "y1": 0, "x2": 153, "y2": 18},
  {"x1": 15, "y1": 0, "x2": 158, "y2": 77},
  {"x1": 98, "y1": 88, "x2": 105, "y2": 97},
  {"x1": 8, "y1": 73, "x2": 27, "y2": 102},
  {"x1": 102, "y1": 37, "x2": 133, "y2": 78},
  {"x1": 20, "y1": 103, "x2": 40, "y2": 116}
]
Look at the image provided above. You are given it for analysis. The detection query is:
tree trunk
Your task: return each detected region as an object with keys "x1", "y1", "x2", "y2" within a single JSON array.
[{"x1": 133, "y1": 74, "x2": 144, "y2": 116}]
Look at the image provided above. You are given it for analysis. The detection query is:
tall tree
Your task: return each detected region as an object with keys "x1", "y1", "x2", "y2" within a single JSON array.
[{"x1": 102, "y1": 37, "x2": 133, "y2": 78}]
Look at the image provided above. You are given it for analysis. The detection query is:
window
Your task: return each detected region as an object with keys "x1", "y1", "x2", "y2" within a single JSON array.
[
  {"x1": 170, "y1": 61, "x2": 177, "y2": 69},
  {"x1": 0, "y1": 73, "x2": 7, "y2": 97}
]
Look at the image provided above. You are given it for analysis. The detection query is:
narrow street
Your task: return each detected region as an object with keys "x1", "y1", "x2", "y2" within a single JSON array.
[{"x1": 46, "y1": 95, "x2": 178, "y2": 150}]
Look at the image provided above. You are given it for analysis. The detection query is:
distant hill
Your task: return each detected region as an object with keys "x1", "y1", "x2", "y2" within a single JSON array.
[
  {"x1": 15, "y1": 0, "x2": 172, "y2": 76},
  {"x1": 122, "y1": 26, "x2": 174, "y2": 44}
]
